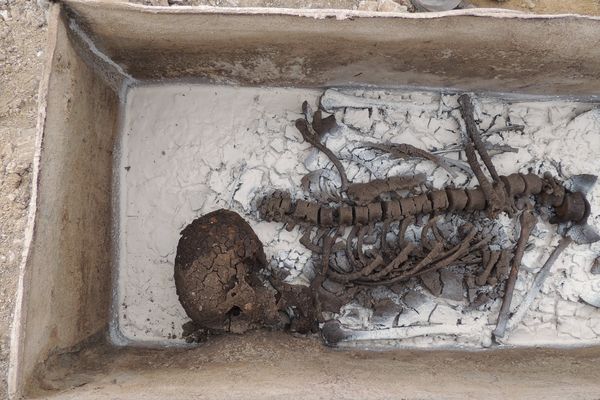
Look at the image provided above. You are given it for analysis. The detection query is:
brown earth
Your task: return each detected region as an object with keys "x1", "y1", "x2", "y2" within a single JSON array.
[
  {"x1": 469, "y1": 0, "x2": 600, "y2": 14},
  {"x1": 31, "y1": 330, "x2": 600, "y2": 399},
  {"x1": 0, "y1": 1, "x2": 47, "y2": 399},
  {"x1": 1, "y1": 0, "x2": 599, "y2": 398}
]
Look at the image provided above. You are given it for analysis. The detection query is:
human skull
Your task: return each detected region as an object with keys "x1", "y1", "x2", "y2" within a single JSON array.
[{"x1": 174, "y1": 209, "x2": 280, "y2": 334}]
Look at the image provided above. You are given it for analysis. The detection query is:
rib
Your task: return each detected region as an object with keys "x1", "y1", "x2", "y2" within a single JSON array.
[
  {"x1": 345, "y1": 226, "x2": 361, "y2": 272},
  {"x1": 363, "y1": 141, "x2": 458, "y2": 178},
  {"x1": 327, "y1": 255, "x2": 384, "y2": 283},
  {"x1": 296, "y1": 107, "x2": 349, "y2": 192}
]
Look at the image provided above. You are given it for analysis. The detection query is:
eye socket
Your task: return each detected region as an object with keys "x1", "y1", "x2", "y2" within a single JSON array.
[{"x1": 228, "y1": 306, "x2": 242, "y2": 317}]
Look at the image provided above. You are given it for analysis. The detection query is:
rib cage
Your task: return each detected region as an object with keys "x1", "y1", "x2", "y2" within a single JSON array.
[{"x1": 255, "y1": 92, "x2": 593, "y2": 328}]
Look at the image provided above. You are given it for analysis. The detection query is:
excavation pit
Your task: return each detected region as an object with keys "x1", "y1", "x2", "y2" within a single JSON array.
[{"x1": 9, "y1": 1, "x2": 600, "y2": 398}]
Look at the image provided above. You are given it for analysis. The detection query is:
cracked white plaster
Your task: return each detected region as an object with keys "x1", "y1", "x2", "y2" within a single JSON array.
[{"x1": 119, "y1": 84, "x2": 600, "y2": 348}]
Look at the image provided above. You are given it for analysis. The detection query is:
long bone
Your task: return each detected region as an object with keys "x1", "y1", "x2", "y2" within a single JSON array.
[
  {"x1": 319, "y1": 88, "x2": 439, "y2": 114},
  {"x1": 458, "y1": 94, "x2": 502, "y2": 184},
  {"x1": 321, "y1": 320, "x2": 489, "y2": 347},
  {"x1": 504, "y1": 235, "x2": 572, "y2": 335},
  {"x1": 493, "y1": 209, "x2": 537, "y2": 338},
  {"x1": 355, "y1": 224, "x2": 480, "y2": 286},
  {"x1": 460, "y1": 127, "x2": 495, "y2": 203}
]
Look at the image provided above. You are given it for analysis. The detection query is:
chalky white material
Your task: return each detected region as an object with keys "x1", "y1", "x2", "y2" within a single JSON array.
[{"x1": 117, "y1": 84, "x2": 600, "y2": 347}]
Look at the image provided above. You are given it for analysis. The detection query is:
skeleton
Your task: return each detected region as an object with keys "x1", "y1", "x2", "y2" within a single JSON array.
[{"x1": 258, "y1": 93, "x2": 599, "y2": 341}]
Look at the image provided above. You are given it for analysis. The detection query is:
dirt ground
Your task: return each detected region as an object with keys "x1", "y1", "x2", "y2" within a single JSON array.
[
  {"x1": 469, "y1": 0, "x2": 600, "y2": 13},
  {"x1": 1, "y1": 0, "x2": 599, "y2": 399},
  {"x1": 31, "y1": 331, "x2": 600, "y2": 399},
  {"x1": 0, "y1": 1, "x2": 47, "y2": 399}
]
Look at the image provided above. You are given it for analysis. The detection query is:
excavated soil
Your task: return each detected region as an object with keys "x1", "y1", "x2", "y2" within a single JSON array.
[{"x1": 31, "y1": 330, "x2": 600, "y2": 399}]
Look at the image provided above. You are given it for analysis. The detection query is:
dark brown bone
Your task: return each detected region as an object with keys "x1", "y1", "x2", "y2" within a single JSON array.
[
  {"x1": 412, "y1": 193, "x2": 432, "y2": 214},
  {"x1": 521, "y1": 173, "x2": 543, "y2": 195},
  {"x1": 359, "y1": 224, "x2": 479, "y2": 286},
  {"x1": 399, "y1": 197, "x2": 417, "y2": 216},
  {"x1": 501, "y1": 173, "x2": 526, "y2": 196},
  {"x1": 397, "y1": 217, "x2": 413, "y2": 249},
  {"x1": 382, "y1": 200, "x2": 402, "y2": 220},
  {"x1": 465, "y1": 188, "x2": 486, "y2": 211},
  {"x1": 355, "y1": 206, "x2": 369, "y2": 225},
  {"x1": 296, "y1": 108, "x2": 349, "y2": 192},
  {"x1": 368, "y1": 202, "x2": 383, "y2": 223},
  {"x1": 300, "y1": 228, "x2": 323, "y2": 254},
  {"x1": 446, "y1": 188, "x2": 469, "y2": 211},
  {"x1": 175, "y1": 210, "x2": 280, "y2": 335},
  {"x1": 420, "y1": 216, "x2": 440, "y2": 250},
  {"x1": 552, "y1": 191, "x2": 589, "y2": 224},
  {"x1": 357, "y1": 243, "x2": 417, "y2": 282},
  {"x1": 319, "y1": 206, "x2": 335, "y2": 227},
  {"x1": 458, "y1": 94, "x2": 502, "y2": 183},
  {"x1": 409, "y1": 242, "x2": 445, "y2": 275},
  {"x1": 321, "y1": 229, "x2": 339, "y2": 275},
  {"x1": 494, "y1": 249, "x2": 512, "y2": 282},
  {"x1": 540, "y1": 173, "x2": 566, "y2": 207},
  {"x1": 259, "y1": 191, "x2": 292, "y2": 222},
  {"x1": 347, "y1": 174, "x2": 426, "y2": 205},
  {"x1": 306, "y1": 203, "x2": 320, "y2": 224},
  {"x1": 338, "y1": 205, "x2": 353, "y2": 225},
  {"x1": 430, "y1": 190, "x2": 449, "y2": 211},
  {"x1": 463, "y1": 142, "x2": 502, "y2": 213},
  {"x1": 430, "y1": 224, "x2": 479, "y2": 267},
  {"x1": 364, "y1": 142, "x2": 458, "y2": 178},
  {"x1": 494, "y1": 210, "x2": 537, "y2": 338},
  {"x1": 260, "y1": 170, "x2": 586, "y2": 228},
  {"x1": 476, "y1": 250, "x2": 501, "y2": 286},
  {"x1": 292, "y1": 200, "x2": 320, "y2": 224},
  {"x1": 292, "y1": 200, "x2": 309, "y2": 220},
  {"x1": 458, "y1": 94, "x2": 505, "y2": 215}
]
